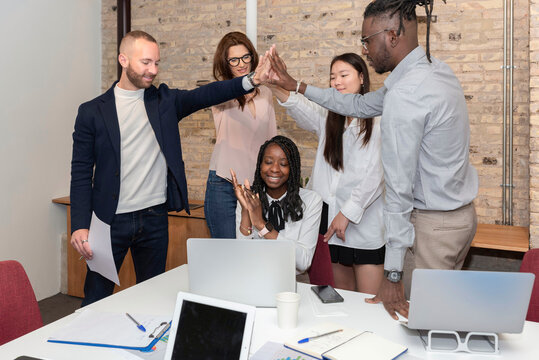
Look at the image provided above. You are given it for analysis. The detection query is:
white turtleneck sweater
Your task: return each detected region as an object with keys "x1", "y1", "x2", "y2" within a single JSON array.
[{"x1": 114, "y1": 85, "x2": 167, "y2": 214}]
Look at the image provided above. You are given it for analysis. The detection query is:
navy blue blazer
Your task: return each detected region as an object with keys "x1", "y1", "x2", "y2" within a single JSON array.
[{"x1": 70, "y1": 76, "x2": 249, "y2": 233}]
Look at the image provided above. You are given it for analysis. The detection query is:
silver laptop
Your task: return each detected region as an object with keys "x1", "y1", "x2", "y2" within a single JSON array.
[
  {"x1": 187, "y1": 238, "x2": 296, "y2": 307},
  {"x1": 404, "y1": 269, "x2": 535, "y2": 333}
]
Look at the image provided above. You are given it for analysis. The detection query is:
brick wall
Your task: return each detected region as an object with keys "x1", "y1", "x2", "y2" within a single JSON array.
[
  {"x1": 101, "y1": 1, "x2": 532, "y2": 241},
  {"x1": 530, "y1": 0, "x2": 539, "y2": 248}
]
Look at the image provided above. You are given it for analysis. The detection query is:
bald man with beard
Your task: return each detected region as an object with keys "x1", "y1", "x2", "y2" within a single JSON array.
[{"x1": 70, "y1": 30, "x2": 268, "y2": 306}]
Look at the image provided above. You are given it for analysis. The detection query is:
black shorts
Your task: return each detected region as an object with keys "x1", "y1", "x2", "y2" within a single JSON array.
[{"x1": 329, "y1": 244, "x2": 385, "y2": 266}]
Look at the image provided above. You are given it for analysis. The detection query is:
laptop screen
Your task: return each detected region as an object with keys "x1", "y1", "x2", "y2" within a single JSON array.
[{"x1": 170, "y1": 299, "x2": 247, "y2": 360}]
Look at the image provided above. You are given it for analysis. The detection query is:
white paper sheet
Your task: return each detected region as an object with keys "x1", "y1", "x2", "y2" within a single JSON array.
[
  {"x1": 86, "y1": 211, "x2": 120, "y2": 285},
  {"x1": 48, "y1": 309, "x2": 170, "y2": 348}
]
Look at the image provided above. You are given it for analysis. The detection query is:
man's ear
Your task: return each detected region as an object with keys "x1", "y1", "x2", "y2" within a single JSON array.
[
  {"x1": 118, "y1": 53, "x2": 128, "y2": 68},
  {"x1": 387, "y1": 29, "x2": 400, "y2": 48}
]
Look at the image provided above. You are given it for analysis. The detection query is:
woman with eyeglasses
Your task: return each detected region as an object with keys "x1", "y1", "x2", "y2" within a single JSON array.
[
  {"x1": 270, "y1": 53, "x2": 385, "y2": 295},
  {"x1": 204, "y1": 31, "x2": 277, "y2": 239}
]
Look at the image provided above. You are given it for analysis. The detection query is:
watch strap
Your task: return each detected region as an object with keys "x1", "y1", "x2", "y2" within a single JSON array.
[
  {"x1": 384, "y1": 270, "x2": 403, "y2": 283},
  {"x1": 258, "y1": 224, "x2": 270, "y2": 237},
  {"x1": 246, "y1": 71, "x2": 259, "y2": 88}
]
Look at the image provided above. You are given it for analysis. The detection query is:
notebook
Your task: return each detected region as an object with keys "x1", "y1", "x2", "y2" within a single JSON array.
[
  {"x1": 164, "y1": 291, "x2": 256, "y2": 360},
  {"x1": 187, "y1": 238, "x2": 296, "y2": 307},
  {"x1": 403, "y1": 269, "x2": 535, "y2": 333},
  {"x1": 284, "y1": 323, "x2": 407, "y2": 360}
]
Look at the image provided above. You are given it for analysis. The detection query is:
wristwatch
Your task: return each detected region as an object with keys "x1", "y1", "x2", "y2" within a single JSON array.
[
  {"x1": 246, "y1": 71, "x2": 260, "y2": 88},
  {"x1": 384, "y1": 270, "x2": 403, "y2": 283},
  {"x1": 258, "y1": 222, "x2": 274, "y2": 237}
]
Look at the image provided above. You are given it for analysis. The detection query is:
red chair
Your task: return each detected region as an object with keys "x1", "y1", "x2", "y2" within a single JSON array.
[
  {"x1": 520, "y1": 248, "x2": 539, "y2": 322},
  {"x1": 308, "y1": 234, "x2": 335, "y2": 287},
  {"x1": 0, "y1": 260, "x2": 43, "y2": 345}
]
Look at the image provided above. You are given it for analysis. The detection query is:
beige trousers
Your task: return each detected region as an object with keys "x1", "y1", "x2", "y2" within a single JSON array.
[{"x1": 403, "y1": 203, "x2": 477, "y2": 299}]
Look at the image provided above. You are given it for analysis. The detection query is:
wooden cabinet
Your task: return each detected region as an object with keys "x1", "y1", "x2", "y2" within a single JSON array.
[{"x1": 53, "y1": 197, "x2": 210, "y2": 298}]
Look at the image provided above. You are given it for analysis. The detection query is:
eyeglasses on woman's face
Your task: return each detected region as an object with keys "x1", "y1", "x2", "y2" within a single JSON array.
[{"x1": 227, "y1": 53, "x2": 253, "y2": 67}]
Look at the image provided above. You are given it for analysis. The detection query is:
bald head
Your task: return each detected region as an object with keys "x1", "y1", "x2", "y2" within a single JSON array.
[{"x1": 119, "y1": 30, "x2": 157, "y2": 55}]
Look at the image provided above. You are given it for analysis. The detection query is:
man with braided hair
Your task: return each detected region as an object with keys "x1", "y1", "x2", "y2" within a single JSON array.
[{"x1": 269, "y1": 0, "x2": 478, "y2": 320}]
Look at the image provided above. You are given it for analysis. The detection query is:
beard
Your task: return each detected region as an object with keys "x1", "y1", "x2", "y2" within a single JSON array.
[
  {"x1": 371, "y1": 43, "x2": 393, "y2": 75},
  {"x1": 125, "y1": 65, "x2": 155, "y2": 89}
]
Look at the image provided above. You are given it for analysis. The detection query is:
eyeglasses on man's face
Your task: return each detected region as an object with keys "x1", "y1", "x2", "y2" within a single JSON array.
[
  {"x1": 360, "y1": 29, "x2": 392, "y2": 51},
  {"x1": 227, "y1": 53, "x2": 253, "y2": 67}
]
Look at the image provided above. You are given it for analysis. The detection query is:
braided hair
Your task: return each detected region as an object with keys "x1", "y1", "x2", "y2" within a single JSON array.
[
  {"x1": 364, "y1": 0, "x2": 444, "y2": 62},
  {"x1": 252, "y1": 135, "x2": 304, "y2": 223}
]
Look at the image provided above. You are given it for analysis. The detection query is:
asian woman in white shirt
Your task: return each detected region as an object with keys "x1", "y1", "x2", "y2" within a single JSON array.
[
  {"x1": 270, "y1": 54, "x2": 385, "y2": 294},
  {"x1": 231, "y1": 135, "x2": 322, "y2": 275}
]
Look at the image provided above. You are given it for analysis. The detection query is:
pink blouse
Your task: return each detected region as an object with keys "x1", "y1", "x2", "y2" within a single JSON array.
[{"x1": 210, "y1": 85, "x2": 277, "y2": 184}]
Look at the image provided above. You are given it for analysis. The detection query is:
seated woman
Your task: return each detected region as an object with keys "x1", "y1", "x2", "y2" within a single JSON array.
[{"x1": 231, "y1": 135, "x2": 322, "y2": 274}]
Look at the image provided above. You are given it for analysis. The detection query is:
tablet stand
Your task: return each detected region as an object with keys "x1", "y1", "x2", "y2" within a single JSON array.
[{"x1": 424, "y1": 330, "x2": 499, "y2": 354}]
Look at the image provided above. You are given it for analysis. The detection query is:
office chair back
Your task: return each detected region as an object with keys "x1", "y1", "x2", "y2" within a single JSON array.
[
  {"x1": 308, "y1": 234, "x2": 335, "y2": 287},
  {"x1": 0, "y1": 260, "x2": 43, "y2": 345},
  {"x1": 520, "y1": 248, "x2": 539, "y2": 322}
]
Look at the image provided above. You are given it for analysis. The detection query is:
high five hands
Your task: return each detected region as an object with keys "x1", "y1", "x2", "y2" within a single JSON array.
[{"x1": 254, "y1": 45, "x2": 300, "y2": 92}]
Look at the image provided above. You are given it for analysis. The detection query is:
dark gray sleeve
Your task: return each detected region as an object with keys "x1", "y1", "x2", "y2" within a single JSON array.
[{"x1": 303, "y1": 85, "x2": 386, "y2": 118}]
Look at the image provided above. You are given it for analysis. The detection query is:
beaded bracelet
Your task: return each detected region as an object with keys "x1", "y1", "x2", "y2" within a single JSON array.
[{"x1": 240, "y1": 225, "x2": 252, "y2": 235}]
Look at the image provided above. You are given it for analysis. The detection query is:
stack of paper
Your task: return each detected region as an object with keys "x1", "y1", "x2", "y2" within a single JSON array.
[{"x1": 48, "y1": 309, "x2": 170, "y2": 351}]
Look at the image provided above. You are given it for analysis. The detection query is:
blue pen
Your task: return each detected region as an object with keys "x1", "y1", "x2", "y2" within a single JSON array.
[
  {"x1": 297, "y1": 329, "x2": 343, "y2": 344},
  {"x1": 126, "y1": 313, "x2": 146, "y2": 332}
]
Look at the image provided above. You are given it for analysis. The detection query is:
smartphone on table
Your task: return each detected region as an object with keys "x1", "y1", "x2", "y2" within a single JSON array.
[{"x1": 311, "y1": 285, "x2": 344, "y2": 303}]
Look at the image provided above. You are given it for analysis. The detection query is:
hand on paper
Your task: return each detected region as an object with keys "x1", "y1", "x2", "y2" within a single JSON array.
[
  {"x1": 323, "y1": 212, "x2": 350, "y2": 242},
  {"x1": 365, "y1": 279, "x2": 409, "y2": 320},
  {"x1": 71, "y1": 228, "x2": 93, "y2": 260}
]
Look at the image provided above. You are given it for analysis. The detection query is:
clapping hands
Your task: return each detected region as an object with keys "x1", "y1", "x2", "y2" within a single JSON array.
[{"x1": 230, "y1": 169, "x2": 264, "y2": 229}]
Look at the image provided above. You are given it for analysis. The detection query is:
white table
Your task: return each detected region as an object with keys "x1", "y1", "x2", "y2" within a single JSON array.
[{"x1": 1, "y1": 265, "x2": 538, "y2": 359}]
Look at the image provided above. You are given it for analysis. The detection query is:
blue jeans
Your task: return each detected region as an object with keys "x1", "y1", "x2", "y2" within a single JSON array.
[
  {"x1": 204, "y1": 170, "x2": 237, "y2": 238},
  {"x1": 81, "y1": 203, "x2": 168, "y2": 307}
]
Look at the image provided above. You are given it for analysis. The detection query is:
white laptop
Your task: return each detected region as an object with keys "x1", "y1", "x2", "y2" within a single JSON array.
[
  {"x1": 187, "y1": 238, "x2": 296, "y2": 307},
  {"x1": 404, "y1": 269, "x2": 535, "y2": 333},
  {"x1": 164, "y1": 291, "x2": 255, "y2": 360}
]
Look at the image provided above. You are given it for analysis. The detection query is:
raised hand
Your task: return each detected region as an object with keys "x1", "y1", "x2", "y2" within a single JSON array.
[
  {"x1": 230, "y1": 168, "x2": 249, "y2": 210},
  {"x1": 253, "y1": 51, "x2": 271, "y2": 85},
  {"x1": 268, "y1": 45, "x2": 298, "y2": 91}
]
